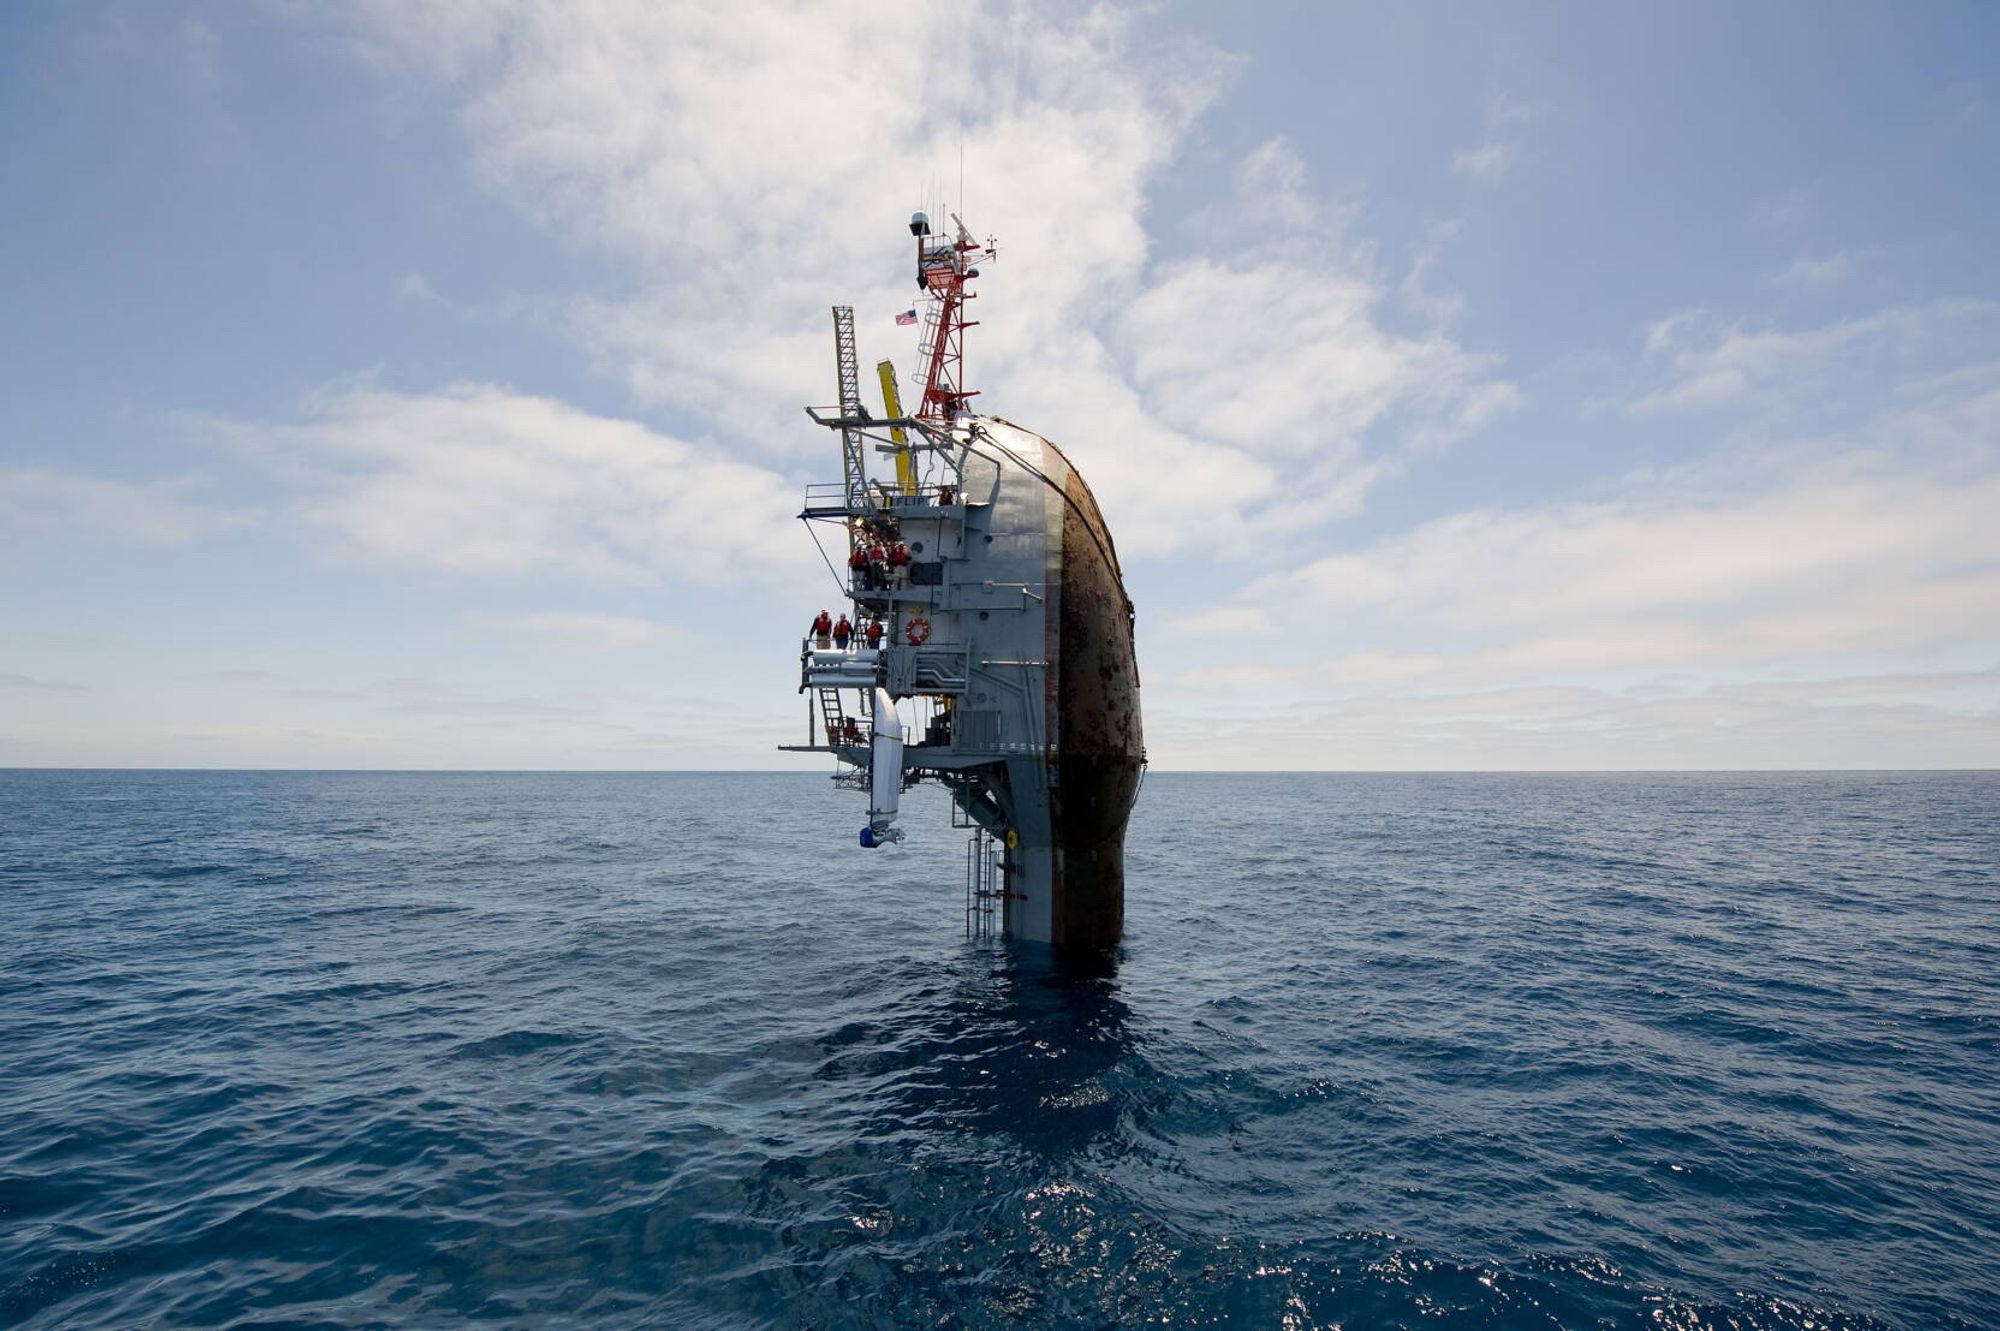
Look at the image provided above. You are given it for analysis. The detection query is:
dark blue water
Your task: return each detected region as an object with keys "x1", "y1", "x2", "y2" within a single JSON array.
[{"x1": 2, "y1": 771, "x2": 1996, "y2": 1329}]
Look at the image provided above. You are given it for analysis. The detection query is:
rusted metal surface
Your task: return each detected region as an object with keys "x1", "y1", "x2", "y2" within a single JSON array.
[{"x1": 1042, "y1": 438, "x2": 1145, "y2": 951}]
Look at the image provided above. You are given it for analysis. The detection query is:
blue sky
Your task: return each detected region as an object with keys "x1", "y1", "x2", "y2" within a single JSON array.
[{"x1": 3, "y1": 1, "x2": 1996, "y2": 769}]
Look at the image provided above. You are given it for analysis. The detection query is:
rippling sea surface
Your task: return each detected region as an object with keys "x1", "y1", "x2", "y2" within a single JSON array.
[{"x1": 3, "y1": 771, "x2": 1997, "y2": 1329}]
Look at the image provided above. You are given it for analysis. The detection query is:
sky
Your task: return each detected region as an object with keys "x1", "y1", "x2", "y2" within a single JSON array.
[{"x1": 2, "y1": 1, "x2": 1997, "y2": 770}]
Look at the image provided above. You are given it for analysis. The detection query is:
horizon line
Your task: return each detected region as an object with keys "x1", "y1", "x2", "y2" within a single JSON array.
[{"x1": 4, "y1": 766, "x2": 1996, "y2": 776}]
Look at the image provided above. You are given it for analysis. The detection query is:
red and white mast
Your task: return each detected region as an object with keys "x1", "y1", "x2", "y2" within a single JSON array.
[{"x1": 908, "y1": 211, "x2": 996, "y2": 424}]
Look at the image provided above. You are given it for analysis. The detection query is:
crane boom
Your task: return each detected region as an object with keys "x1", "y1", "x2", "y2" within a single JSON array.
[
  {"x1": 876, "y1": 359, "x2": 915, "y2": 496},
  {"x1": 831, "y1": 305, "x2": 867, "y2": 527}
]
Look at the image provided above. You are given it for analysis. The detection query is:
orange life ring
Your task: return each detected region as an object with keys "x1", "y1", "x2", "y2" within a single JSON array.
[{"x1": 904, "y1": 617, "x2": 932, "y2": 646}]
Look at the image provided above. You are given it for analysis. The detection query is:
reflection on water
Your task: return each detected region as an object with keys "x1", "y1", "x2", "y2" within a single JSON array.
[
  {"x1": 873, "y1": 950, "x2": 1137, "y2": 1150},
  {"x1": 739, "y1": 949, "x2": 1174, "y2": 1328}
]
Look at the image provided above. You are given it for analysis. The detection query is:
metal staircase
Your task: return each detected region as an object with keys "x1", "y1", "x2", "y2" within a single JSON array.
[{"x1": 817, "y1": 686, "x2": 850, "y2": 745}]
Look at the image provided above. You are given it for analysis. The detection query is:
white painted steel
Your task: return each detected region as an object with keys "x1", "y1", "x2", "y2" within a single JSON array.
[
  {"x1": 868, "y1": 687, "x2": 905, "y2": 839},
  {"x1": 804, "y1": 649, "x2": 881, "y2": 688}
]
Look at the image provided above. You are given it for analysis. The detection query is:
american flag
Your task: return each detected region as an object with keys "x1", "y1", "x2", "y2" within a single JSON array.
[{"x1": 894, "y1": 309, "x2": 918, "y2": 326}]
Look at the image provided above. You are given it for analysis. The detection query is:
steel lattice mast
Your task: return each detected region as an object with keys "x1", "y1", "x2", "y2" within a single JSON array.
[
  {"x1": 830, "y1": 306, "x2": 867, "y2": 512},
  {"x1": 910, "y1": 212, "x2": 996, "y2": 424}
]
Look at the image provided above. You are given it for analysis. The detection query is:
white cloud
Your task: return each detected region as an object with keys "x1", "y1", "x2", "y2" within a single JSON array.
[
  {"x1": 1190, "y1": 137, "x2": 1329, "y2": 238},
  {"x1": 1153, "y1": 650, "x2": 1446, "y2": 694},
  {"x1": 0, "y1": 667, "x2": 785, "y2": 770},
  {"x1": 1164, "y1": 604, "x2": 1279, "y2": 639},
  {"x1": 1274, "y1": 463, "x2": 2000, "y2": 667},
  {"x1": 1635, "y1": 311, "x2": 1878, "y2": 412},
  {"x1": 1452, "y1": 141, "x2": 1514, "y2": 183},
  {"x1": 1632, "y1": 300, "x2": 1998, "y2": 412},
  {"x1": 0, "y1": 469, "x2": 248, "y2": 544},
  {"x1": 347, "y1": 2, "x2": 1220, "y2": 428},
  {"x1": 213, "y1": 382, "x2": 796, "y2": 584},
  {"x1": 1089, "y1": 245, "x2": 1518, "y2": 549},
  {"x1": 395, "y1": 272, "x2": 443, "y2": 305},
  {"x1": 0, "y1": 672, "x2": 86, "y2": 692},
  {"x1": 479, "y1": 610, "x2": 682, "y2": 648},
  {"x1": 1106, "y1": 320, "x2": 2000, "y2": 765},
  {"x1": 1450, "y1": 94, "x2": 1538, "y2": 184},
  {"x1": 1118, "y1": 258, "x2": 1485, "y2": 458},
  {"x1": 1768, "y1": 251, "x2": 1856, "y2": 290},
  {"x1": 1400, "y1": 219, "x2": 1467, "y2": 328},
  {"x1": 1145, "y1": 377, "x2": 1999, "y2": 726},
  {"x1": 1031, "y1": 133, "x2": 1515, "y2": 553},
  {"x1": 1143, "y1": 671, "x2": 2000, "y2": 770},
  {"x1": 329, "y1": 2, "x2": 1511, "y2": 558}
]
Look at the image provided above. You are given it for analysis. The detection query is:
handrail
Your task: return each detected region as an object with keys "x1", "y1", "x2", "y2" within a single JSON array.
[{"x1": 801, "y1": 480, "x2": 968, "y2": 513}]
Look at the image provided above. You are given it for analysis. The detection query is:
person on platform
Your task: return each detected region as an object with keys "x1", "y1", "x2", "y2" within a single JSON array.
[
  {"x1": 867, "y1": 542, "x2": 889, "y2": 591},
  {"x1": 832, "y1": 614, "x2": 852, "y2": 650},
  {"x1": 887, "y1": 541, "x2": 912, "y2": 586},
  {"x1": 811, "y1": 609, "x2": 832, "y2": 648},
  {"x1": 865, "y1": 618, "x2": 884, "y2": 650},
  {"x1": 848, "y1": 544, "x2": 870, "y2": 590}
]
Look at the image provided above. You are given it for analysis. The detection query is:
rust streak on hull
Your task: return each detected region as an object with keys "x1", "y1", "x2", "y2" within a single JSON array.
[{"x1": 1044, "y1": 438, "x2": 1145, "y2": 951}]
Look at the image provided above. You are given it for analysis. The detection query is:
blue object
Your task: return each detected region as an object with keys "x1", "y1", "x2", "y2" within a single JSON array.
[{"x1": 858, "y1": 825, "x2": 878, "y2": 848}]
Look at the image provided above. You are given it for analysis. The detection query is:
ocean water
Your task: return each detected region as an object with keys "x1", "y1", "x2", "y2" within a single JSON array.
[{"x1": 2, "y1": 771, "x2": 1996, "y2": 1330}]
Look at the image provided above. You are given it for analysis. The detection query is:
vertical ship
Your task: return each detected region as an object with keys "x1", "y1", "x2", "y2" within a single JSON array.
[{"x1": 780, "y1": 213, "x2": 1144, "y2": 950}]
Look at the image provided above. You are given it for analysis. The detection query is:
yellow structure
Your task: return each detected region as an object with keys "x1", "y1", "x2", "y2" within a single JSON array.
[{"x1": 876, "y1": 359, "x2": 916, "y2": 496}]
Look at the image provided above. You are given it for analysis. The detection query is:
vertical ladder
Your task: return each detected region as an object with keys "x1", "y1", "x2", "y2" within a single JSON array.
[
  {"x1": 831, "y1": 306, "x2": 867, "y2": 516},
  {"x1": 913, "y1": 305, "x2": 943, "y2": 399},
  {"x1": 817, "y1": 686, "x2": 847, "y2": 745},
  {"x1": 964, "y1": 831, "x2": 1001, "y2": 938}
]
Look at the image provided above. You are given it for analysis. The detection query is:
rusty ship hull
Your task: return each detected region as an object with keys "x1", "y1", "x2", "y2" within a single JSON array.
[{"x1": 1038, "y1": 431, "x2": 1144, "y2": 949}]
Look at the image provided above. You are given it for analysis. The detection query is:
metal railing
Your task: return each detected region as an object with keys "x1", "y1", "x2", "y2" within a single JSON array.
[{"x1": 801, "y1": 480, "x2": 966, "y2": 514}]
